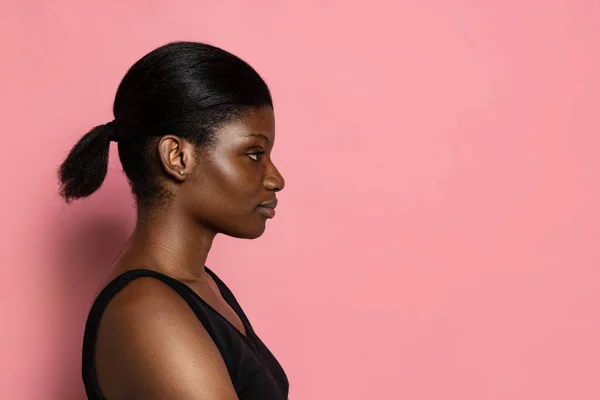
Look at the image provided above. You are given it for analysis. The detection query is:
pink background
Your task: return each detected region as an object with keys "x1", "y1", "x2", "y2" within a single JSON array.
[{"x1": 1, "y1": 1, "x2": 599, "y2": 399}]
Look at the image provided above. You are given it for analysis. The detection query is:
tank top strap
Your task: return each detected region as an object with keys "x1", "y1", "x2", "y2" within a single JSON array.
[{"x1": 205, "y1": 267, "x2": 257, "y2": 336}]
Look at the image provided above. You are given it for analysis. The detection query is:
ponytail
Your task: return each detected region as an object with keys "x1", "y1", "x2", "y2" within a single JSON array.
[{"x1": 57, "y1": 121, "x2": 118, "y2": 203}]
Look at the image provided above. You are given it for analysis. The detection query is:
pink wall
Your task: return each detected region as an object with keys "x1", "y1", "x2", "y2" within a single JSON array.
[{"x1": 1, "y1": 1, "x2": 599, "y2": 398}]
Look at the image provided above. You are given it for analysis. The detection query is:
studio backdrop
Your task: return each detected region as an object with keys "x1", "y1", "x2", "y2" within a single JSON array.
[{"x1": 1, "y1": 1, "x2": 599, "y2": 399}]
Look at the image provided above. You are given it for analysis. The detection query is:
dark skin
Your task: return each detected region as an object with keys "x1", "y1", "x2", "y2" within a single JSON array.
[{"x1": 94, "y1": 106, "x2": 285, "y2": 400}]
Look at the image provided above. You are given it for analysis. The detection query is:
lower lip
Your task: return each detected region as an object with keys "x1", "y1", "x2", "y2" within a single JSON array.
[{"x1": 256, "y1": 206, "x2": 276, "y2": 219}]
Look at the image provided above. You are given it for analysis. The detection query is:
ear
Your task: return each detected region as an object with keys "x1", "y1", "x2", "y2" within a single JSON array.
[{"x1": 157, "y1": 135, "x2": 195, "y2": 181}]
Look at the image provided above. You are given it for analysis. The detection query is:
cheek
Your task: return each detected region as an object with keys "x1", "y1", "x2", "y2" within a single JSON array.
[
  {"x1": 213, "y1": 158, "x2": 261, "y2": 194},
  {"x1": 197, "y1": 157, "x2": 262, "y2": 207}
]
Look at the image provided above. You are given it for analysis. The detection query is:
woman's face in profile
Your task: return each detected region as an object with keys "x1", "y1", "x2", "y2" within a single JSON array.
[{"x1": 180, "y1": 106, "x2": 285, "y2": 239}]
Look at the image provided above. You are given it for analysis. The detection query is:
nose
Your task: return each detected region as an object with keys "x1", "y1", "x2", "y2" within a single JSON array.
[{"x1": 264, "y1": 160, "x2": 285, "y2": 192}]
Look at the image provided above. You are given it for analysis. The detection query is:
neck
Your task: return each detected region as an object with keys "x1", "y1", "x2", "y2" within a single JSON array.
[{"x1": 115, "y1": 204, "x2": 217, "y2": 282}]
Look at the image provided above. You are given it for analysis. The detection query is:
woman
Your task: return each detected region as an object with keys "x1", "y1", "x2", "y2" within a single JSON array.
[{"x1": 58, "y1": 41, "x2": 288, "y2": 399}]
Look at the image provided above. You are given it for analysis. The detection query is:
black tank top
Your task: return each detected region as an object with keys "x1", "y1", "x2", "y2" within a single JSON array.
[{"x1": 82, "y1": 268, "x2": 289, "y2": 399}]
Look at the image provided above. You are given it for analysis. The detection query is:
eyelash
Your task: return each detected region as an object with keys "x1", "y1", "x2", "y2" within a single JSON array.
[{"x1": 248, "y1": 151, "x2": 265, "y2": 161}]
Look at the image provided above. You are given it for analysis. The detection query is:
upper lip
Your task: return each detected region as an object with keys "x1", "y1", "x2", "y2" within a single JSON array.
[{"x1": 258, "y1": 199, "x2": 278, "y2": 209}]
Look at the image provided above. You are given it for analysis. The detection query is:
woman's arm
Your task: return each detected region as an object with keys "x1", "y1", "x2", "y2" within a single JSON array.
[{"x1": 94, "y1": 277, "x2": 239, "y2": 400}]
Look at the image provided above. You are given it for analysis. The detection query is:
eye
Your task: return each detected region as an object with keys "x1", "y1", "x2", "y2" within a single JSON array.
[{"x1": 248, "y1": 151, "x2": 265, "y2": 161}]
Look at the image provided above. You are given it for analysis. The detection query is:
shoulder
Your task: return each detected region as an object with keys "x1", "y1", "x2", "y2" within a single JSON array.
[{"x1": 94, "y1": 276, "x2": 238, "y2": 399}]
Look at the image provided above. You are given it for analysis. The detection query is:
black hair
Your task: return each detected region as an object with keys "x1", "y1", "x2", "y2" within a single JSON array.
[{"x1": 58, "y1": 41, "x2": 272, "y2": 206}]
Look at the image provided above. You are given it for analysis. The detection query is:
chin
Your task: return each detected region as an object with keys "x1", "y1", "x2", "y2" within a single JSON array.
[{"x1": 224, "y1": 222, "x2": 267, "y2": 240}]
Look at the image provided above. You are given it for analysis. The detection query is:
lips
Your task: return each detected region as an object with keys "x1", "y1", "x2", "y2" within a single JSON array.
[{"x1": 256, "y1": 199, "x2": 278, "y2": 219}]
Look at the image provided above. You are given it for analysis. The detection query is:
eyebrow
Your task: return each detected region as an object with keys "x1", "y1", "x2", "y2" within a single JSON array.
[{"x1": 245, "y1": 133, "x2": 270, "y2": 143}]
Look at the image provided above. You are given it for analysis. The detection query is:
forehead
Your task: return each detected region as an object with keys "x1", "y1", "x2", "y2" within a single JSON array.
[
  {"x1": 214, "y1": 106, "x2": 275, "y2": 145},
  {"x1": 243, "y1": 106, "x2": 275, "y2": 134}
]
